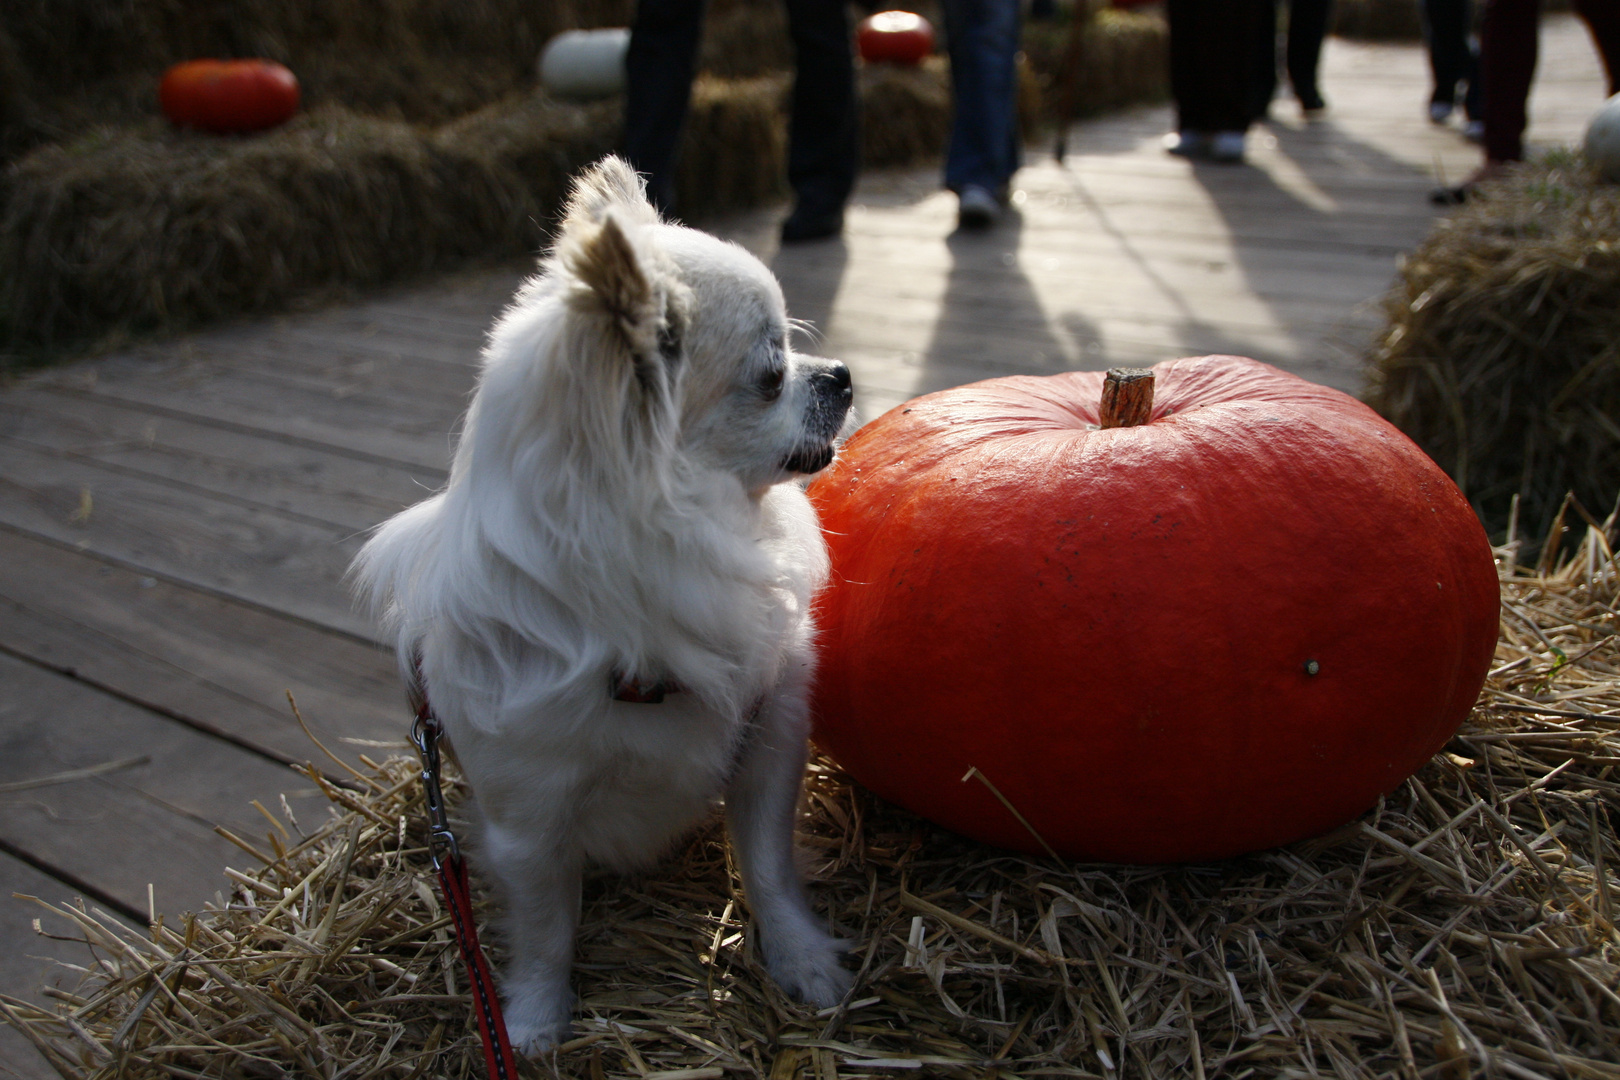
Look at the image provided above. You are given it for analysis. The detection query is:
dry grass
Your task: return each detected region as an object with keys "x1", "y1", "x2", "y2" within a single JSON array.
[
  {"x1": 1364, "y1": 153, "x2": 1620, "y2": 555},
  {"x1": 5, "y1": 520, "x2": 1620, "y2": 1078}
]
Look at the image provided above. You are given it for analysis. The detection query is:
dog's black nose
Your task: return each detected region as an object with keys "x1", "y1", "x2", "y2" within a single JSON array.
[{"x1": 815, "y1": 362, "x2": 853, "y2": 402}]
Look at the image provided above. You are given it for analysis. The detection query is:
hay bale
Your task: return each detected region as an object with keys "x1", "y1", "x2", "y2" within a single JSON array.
[
  {"x1": 861, "y1": 58, "x2": 954, "y2": 169},
  {"x1": 6, "y1": 527, "x2": 1620, "y2": 1079},
  {"x1": 674, "y1": 75, "x2": 792, "y2": 220},
  {"x1": 0, "y1": 96, "x2": 616, "y2": 359},
  {"x1": 1331, "y1": 0, "x2": 1424, "y2": 40},
  {"x1": 0, "y1": 0, "x2": 636, "y2": 165},
  {"x1": 698, "y1": 0, "x2": 793, "y2": 79},
  {"x1": 1024, "y1": 5, "x2": 1169, "y2": 123},
  {"x1": 1364, "y1": 154, "x2": 1620, "y2": 550}
]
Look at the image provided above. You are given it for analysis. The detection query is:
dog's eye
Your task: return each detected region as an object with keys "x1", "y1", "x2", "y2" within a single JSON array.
[{"x1": 759, "y1": 366, "x2": 785, "y2": 401}]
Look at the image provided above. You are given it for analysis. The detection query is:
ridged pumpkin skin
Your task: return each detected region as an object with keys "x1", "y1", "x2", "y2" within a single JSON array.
[{"x1": 808, "y1": 355, "x2": 1499, "y2": 863}]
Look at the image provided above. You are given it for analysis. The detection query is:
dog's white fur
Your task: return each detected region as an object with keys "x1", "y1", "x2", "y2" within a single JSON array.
[{"x1": 350, "y1": 157, "x2": 854, "y2": 1052}]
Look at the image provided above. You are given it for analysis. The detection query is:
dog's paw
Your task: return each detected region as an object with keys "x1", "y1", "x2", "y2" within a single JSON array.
[
  {"x1": 763, "y1": 933, "x2": 856, "y2": 1009},
  {"x1": 501, "y1": 982, "x2": 575, "y2": 1056}
]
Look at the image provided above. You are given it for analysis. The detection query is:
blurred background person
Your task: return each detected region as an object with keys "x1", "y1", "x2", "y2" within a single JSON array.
[
  {"x1": 623, "y1": 0, "x2": 859, "y2": 241},
  {"x1": 1435, "y1": 0, "x2": 1618, "y2": 201},
  {"x1": 1165, "y1": 0, "x2": 1271, "y2": 162},
  {"x1": 1251, "y1": 0, "x2": 1333, "y2": 120},
  {"x1": 1422, "y1": 0, "x2": 1483, "y2": 136},
  {"x1": 941, "y1": 0, "x2": 1024, "y2": 227}
]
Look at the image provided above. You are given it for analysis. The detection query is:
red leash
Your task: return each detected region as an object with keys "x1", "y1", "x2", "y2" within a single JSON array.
[{"x1": 408, "y1": 675, "x2": 519, "y2": 1080}]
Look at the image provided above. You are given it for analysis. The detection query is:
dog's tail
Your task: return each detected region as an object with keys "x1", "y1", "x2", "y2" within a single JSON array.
[{"x1": 348, "y1": 495, "x2": 444, "y2": 678}]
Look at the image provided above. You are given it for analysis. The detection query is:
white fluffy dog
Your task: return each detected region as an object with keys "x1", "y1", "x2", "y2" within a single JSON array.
[{"x1": 351, "y1": 156, "x2": 855, "y2": 1052}]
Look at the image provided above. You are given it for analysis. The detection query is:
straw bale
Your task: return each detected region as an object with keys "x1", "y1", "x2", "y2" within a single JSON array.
[
  {"x1": 698, "y1": 0, "x2": 794, "y2": 80},
  {"x1": 1023, "y1": 6, "x2": 1169, "y2": 124},
  {"x1": 8, "y1": 518, "x2": 1620, "y2": 1078},
  {"x1": 1331, "y1": 0, "x2": 1424, "y2": 41},
  {"x1": 0, "y1": 96, "x2": 617, "y2": 360},
  {"x1": 1365, "y1": 153, "x2": 1620, "y2": 554},
  {"x1": 0, "y1": 0, "x2": 634, "y2": 166},
  {"x1": 860, "y1": 59, "x2": 955, "y2": 171}
]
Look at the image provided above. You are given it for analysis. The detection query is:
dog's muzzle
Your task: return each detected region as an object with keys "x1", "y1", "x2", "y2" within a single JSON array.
[{"x1": 782, "y1": 361, "x2": 853, "y2": 475}]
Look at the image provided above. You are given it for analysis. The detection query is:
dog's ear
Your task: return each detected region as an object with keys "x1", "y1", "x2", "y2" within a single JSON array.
[
  {"x1": 564, "y1": 212, "x2": 656, "y2": 352},
  {"x1": 560, "y1": 210, "x2": 687, "y2": 396},
  {"x1": 560, "y1": 155, "x2": 660, "y2": 232}
]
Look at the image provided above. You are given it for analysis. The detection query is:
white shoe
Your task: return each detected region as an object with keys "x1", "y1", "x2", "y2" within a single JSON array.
[
  {"x1": 957, "y1": 184, "x2": 1000, "y2": 228},
  {"x1": 1429, "y1": 101, "x2": 1454, "y2": 125},
  {"x1": 1462, "y1": 119, "x2": 1484, "y2": 143},
  {"x1": 1208, "y1": 131, "x2": 1246, "y2": 163},
  {"x1": 1164, "y1": 130, "x2": 1211, "y2": 158}
]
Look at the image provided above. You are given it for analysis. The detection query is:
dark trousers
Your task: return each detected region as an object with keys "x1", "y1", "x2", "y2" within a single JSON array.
[
  {"x1": 623, "y1": 0, "x2": 858, "y2": 216},
  {"x1": 1480, "y1": 0, "x2": 1620, "y2": 161},
  {"x1": 1167, "y1": 0, "x2": 1270, "y2": 132},
  {"x1": 1423, "y1": 0, "x2": 1482, "y2": 117},
  {"x1": 1286, "y1": 0, "x2": 1332, "y2": 104},
  {"x1": 1251, "y1": 0, "x2": 1332, "y2": 117}
]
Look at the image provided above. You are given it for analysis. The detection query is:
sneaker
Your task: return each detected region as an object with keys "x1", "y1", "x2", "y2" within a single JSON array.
[
  {"x1": 1462, "y1": 119, "x2": 1484, "y2": 143},
  {"x1": 1164, "y1": 130, "x2": 1211, "y2": 158},
  {"x1": 957, "y1": 184, "x2": 1000, "y2": 229},
  {"x1": 1208, "y1": 131, "x2": 1246, "y2": 163},
  {"x1": 1429, "y1": 101, "x2": 1454, "y2": 125}
]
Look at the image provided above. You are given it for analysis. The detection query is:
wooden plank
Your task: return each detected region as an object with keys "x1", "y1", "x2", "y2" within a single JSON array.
[
  {"x1": 0, "y1": 652, "x2": 325, "y2": 918},
  {"x1": 0, "y1": 440, "x2": 369, "y2": 638},
  {"x1": 30, "y1": 355, "x2": 460, "y2": 473},
  {"x1": 0, "y1": 528, "x2": 403, "y2": 764},
  {"x1": 0, "y1": 388, "x2": 442, "y2": 532}
]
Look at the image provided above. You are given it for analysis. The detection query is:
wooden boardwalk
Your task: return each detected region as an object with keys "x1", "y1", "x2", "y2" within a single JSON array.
[{"x1": 0, "y1": 19, "x2": 1609, "y2": 1075}]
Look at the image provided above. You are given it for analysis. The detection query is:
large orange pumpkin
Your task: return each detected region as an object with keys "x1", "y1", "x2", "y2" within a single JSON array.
[
  {"x1": 808, "y1": 355, "x2": 1499, "y2": 863},
  {"x1": 160, "y1": 59, "x2": 300, "y2": 134}
]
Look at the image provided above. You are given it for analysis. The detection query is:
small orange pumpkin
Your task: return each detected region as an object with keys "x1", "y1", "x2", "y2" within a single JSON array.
[
  {"x1": 808, "y1": 356, "x2": 1499, "y2": 863},
  {"x1": 160, "y1": 59, "x2": 300, "y2": 134},
  {"x1": 856, "y1": 11, "x2": 936, "y2": 66}
]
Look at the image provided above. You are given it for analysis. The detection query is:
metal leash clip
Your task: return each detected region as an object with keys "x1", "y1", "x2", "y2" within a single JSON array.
[{"x1": 410, "y1": 707, "x2": 461, "y2": 871}]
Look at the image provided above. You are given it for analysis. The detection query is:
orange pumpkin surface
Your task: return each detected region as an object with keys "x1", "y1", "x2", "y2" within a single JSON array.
[
  {"x1": 808, "y1": 355, "x2": 1499, "y2": 863},
  {"x1": 160, "y1": 59, "x2": 300, "y2": 134}
]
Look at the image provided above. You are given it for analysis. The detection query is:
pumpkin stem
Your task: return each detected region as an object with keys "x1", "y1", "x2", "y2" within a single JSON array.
[{"x1": 1099, "y1": 368, "x2": 1154, "y2": 428}]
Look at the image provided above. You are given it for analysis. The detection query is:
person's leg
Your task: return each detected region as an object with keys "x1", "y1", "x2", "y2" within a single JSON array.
[
  {"x1": 1286, "y1": 0, "x2": 1332, "y2": 110},
  {"x1": 780, "y1": 0, "x2": 859, "y2": 239},
  {"x1": 1424, "y1": 0, "x2": 1466, "y2": 108},
  {"x1": 941, "y1": 0, "x2": 1023, "y2": 195},
  {"x1": 1480, "y1": 0, "x2": 1541, "y2": 163},
  {"x1": 1166, "y1": 0, "x2": 1258, "y2": 134},
  {"x1": 1251, "y1": 0, "x2": 1280, "y2": 121},
  {"x1": 623, "y1": 0, "x2": 707, "y2": 215},
  {"x1": 1571, "y1": 0, "x2": 1620, "y2": 94},
  {"x1": 1165, "y1": 0, "x2": 1205, "y2": 132}
]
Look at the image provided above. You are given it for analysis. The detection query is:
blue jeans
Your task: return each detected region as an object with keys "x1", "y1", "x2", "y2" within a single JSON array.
[{"x1": 940, "y1": 0, "x2": 1022, "y2": 193}]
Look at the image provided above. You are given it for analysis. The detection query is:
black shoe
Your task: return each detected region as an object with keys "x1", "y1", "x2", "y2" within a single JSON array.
[
  {"x1": 781, "y1": 204, "x2": 844, "y2": 243},
  {"x1": 1429, "y1": 184, "x2": 1470, "y2": 206}
]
